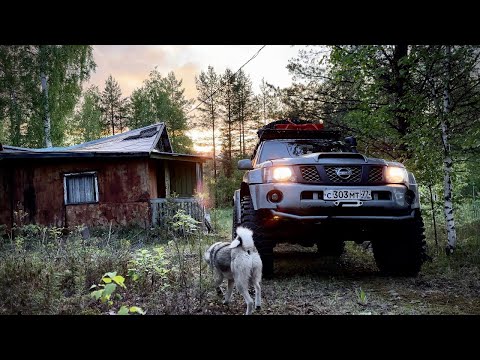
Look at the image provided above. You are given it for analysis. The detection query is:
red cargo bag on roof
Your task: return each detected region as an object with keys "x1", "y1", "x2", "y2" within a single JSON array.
[{"x1": 274, "y1": 122, "x2": 324, "y2": 130}]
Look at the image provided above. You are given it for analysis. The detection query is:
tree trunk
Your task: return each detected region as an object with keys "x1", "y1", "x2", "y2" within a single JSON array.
[
  {"x1": 241, "y1": 102, "x2": 245, "y2": 157},
  {"x1": 441, "y1": 45, "x2": 457, "y2": 255},
  {"x1": 211, "y1": 97, "x2": 216, "y2": 182},
  {"x1": 428, "y1": 184, "x2": 439, "y2": 247},
  {"x1": 9, "y1": 88, "x2": 21, "y2": 146},
  {"x1": 226, "y1": 97, "x2": 233, "y2": 178},
  {"x1": 41, "y1": 71, "x2": 52, "y2": 148},
  {"x1": 39, "y1": 45, "x2": 53, "y2": 148},
  {"x1": 110, "y1": 105, "x2": 115, "y2": 135}
]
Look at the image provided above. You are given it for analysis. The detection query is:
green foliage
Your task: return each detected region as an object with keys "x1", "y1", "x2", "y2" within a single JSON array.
[
  {"x1": 127, "y1": 247, "x2": 170, "y2": 290},
  {"x1": 286, "y1": 45, "x2": 480, "y2": 250},
  {"x1": 90, "y1": 271, "x2": 126, "y2": 304},
  {"x1": 129, "y1": 69, "x2": 193, "y2": 153},
  {"x1": 207, "y1": 164, "x2": 244, "y2": 208},
  {"x1": 90, "y1": 271, "x2": 146, "y2": 315},
  {"x1": 117, "y1": 305, "x2": 146, "y2": 315},
  {"x1": 209, "y1": 207, "x2": 232, "y2": 238},
  {"x1": 70, "y1": 85, "x2": 104, "y2": 143},
  {"x1": 101, "y1": 75, "x2": 128, "y2": 135},
  {"x1": 0, "y1": 45, "x2": 95, "y2": 147},
  {"x1": 355, "y1": 287, "x2": 368, "y2": 305},
  {"x1": 170, "y1": 209, "x2": 200, "y2": 236}
]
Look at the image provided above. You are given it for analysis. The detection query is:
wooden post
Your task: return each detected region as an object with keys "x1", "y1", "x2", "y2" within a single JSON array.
[
  {"x1": 165, "y1": 162, "x2": 171, "y2": 197},
  {"x1": 195, "y1": 163, "x2": 203, "y2": 193}
]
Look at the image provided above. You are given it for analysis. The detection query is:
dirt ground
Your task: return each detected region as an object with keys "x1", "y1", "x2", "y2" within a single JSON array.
[{"x1": 200, "y1": 242, "x2": 480, "y2": 315}]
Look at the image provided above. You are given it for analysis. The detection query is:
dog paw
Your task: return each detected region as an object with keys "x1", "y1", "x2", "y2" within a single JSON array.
[{"x1": 255, "y1": 305, "x2": 261, "y2": 310}]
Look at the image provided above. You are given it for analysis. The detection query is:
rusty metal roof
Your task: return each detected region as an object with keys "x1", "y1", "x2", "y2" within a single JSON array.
[
  {"x1": 0, "y1": 123, "x2": 210, "y2": 162},
  {"x1": 60, "y1": 123, "x2": 169, "y2": 153}
]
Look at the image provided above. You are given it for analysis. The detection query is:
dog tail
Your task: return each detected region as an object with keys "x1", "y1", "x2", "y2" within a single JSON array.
[
  {"x1": 229, "y1": 226, "x2": 254, "y2": 250},
  {"x1": 204, "y1": 242, "x2": 223, "y2": 264}
]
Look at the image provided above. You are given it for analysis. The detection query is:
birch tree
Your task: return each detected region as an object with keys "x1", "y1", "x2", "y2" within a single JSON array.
[
  {"x1": 0, "y1": 45, "x2": 37, "y2": 146},
  {"x1": 419, "y1": 45, "x2": 480, "y2": 253},
  {"x1": 39, "y1": 45, "x2": 52, "y2": 147},
  {"x1": 35, "y1": 45, "x2": 95, "y2": 147},
  {"x1": 0, "y1": 45, "x2": 94, "y2": 147}
]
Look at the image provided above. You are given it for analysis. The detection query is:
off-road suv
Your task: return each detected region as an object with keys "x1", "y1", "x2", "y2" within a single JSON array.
[{"x1": 232, "y1": 119, "x2": 427, "y2": 277}]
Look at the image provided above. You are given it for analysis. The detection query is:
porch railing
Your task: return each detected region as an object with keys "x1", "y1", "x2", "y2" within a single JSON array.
[{"x1": 150, "y1": 197, "x2": 205, "y2": 228}]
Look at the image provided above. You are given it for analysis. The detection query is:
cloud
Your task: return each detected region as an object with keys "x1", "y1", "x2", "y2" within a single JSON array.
[
  {"x1": 87, "y1": 45, "x2": 200, "y2": 99},
  {"x1": 85, "y1": 45, "x2": 308, "y2": 101}
]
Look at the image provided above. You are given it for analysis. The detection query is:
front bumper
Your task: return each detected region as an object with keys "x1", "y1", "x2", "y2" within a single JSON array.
[{"x1": 249, "y1": 183, "x2": 416, "y2": 222}]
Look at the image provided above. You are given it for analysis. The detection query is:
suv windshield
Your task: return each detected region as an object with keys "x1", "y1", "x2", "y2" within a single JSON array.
[{"x1": 258, "y1": 139, "x2": 347, "y2": 163}]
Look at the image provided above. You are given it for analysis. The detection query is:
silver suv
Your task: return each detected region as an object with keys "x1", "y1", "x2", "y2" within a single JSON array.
[{"x1": 233, "y1": 119, "x2": 427, "y2": 277}]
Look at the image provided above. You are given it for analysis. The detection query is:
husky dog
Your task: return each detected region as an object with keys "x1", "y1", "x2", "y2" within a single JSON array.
[{"x1": 204, "y1": 226, "x2": 263, "y2": 315}]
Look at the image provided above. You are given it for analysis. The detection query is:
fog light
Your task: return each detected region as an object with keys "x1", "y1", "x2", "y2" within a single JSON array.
[{"x1": 267, "y1": 190, "x2": 283, "y2": 203}]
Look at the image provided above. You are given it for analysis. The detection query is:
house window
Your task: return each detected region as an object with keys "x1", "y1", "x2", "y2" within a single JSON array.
[{"x1": 63, "y1": 172, "x2": 99, "y2": 205}]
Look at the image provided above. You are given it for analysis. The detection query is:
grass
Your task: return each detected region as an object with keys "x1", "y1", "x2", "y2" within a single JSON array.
[
  {"x1": 0, "y1": 209, "x2": 479, "y2": 315},
  {"x1": 210, "y1": 207, "x2": 233, "y2": 238}
]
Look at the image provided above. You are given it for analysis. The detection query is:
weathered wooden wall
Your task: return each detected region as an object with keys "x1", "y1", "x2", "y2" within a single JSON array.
[
  {"x1": 0, "y1": 158, "x2": 152, "y2": 228},
  {"x1": 0, "y1": 157, "x2": 204, "y2": 229},
  {"x1": 0, "y1": 166, "x2": 12, "y2": 228}
]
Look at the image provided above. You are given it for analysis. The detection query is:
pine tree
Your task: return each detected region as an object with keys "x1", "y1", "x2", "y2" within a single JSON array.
[
  {"x1": 196, "y1": 66, "x2": 221, "y2": 180},
  {"x1": 101, "y1": 75, "x2": 124, "y2": 135}
]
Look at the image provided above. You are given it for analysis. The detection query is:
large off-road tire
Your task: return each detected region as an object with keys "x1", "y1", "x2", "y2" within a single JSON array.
[
  {"x1": 238, "y1": 196, "x2": 274, "y2": 278},
  {"x1": 371, "y1": 209, "x2": 427, "y2": 276},
  {"x1": 232, "y1": 201, "x2": 238, "y2": 240}
]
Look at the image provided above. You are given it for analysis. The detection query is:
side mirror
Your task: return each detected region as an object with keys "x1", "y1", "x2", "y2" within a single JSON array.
[{"x1": 238, "y1": 159, "x2": 253, "y2": 170}]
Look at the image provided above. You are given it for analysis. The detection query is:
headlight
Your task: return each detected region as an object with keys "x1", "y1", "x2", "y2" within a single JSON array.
[
  {"x1": 385, "y1": 166, "x2": 408, "y2": 183},
  {"x1": 264, "y1": 166, "x2": 296, "y2": 182}
]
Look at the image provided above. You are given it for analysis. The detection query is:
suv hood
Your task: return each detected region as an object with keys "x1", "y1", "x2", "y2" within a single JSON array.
[{"x1": 260, "y1": 152, "x2": 404, "y2": 167}]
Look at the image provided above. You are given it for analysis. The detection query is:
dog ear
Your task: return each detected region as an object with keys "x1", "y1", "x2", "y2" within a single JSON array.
[{"x1": 228, "y1": 239, "x2": 241, "y2": 249}]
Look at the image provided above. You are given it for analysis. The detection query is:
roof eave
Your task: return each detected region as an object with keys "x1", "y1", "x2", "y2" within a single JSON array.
[
  {"x1": 150, "y1": 152, "x2": 210, "y2": 163},
  {"x1": 0, "y1": 152, "x2": 151, "y2": 160}
]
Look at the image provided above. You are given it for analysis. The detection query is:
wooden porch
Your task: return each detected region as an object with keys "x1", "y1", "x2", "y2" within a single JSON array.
[{"x1": 150, "y1": 197, "x2": 206, "y2": 229}]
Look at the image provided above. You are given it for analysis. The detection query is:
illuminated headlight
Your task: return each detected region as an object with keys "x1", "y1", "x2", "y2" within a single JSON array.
[
  {"x1": 264, "y1": 166, "x2": 296, "y2": 182},
  {"x1": 385, "y1": 166, "x2": 408, "y2": 184}
]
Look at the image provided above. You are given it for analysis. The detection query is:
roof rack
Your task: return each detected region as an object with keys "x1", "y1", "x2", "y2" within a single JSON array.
[{"x1": 258, "y1": 129, "x2": 341, "y2": 141}]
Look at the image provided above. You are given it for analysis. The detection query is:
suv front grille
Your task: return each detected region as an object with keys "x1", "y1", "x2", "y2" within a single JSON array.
[
  {"x1": 324, "y1": 166, "x2": 362, "y2": 183},
  {"x1": 368, "y1": 167, "x2": 384, "y2": 183},
  {"x1": 300, "y1": 166, "x2": 321, "y2": 182}
]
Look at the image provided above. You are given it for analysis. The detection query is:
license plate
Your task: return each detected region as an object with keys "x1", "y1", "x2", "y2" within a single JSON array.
[{"x1": 324, "y1": 189, "x2": 372, "y2": 200}]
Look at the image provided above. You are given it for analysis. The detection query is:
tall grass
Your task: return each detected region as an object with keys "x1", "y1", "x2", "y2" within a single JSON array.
[
  {"x1": 0, "y1": 220, "x2": 220, "y2": 315},
  {"x1": 210, "y1": 207, "x2": 233, "y2": 239}
]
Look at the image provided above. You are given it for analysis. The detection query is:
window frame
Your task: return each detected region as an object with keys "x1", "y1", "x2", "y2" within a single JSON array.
[{"x1": 63, "y1": 171, "x2": 99, "y2": 205}]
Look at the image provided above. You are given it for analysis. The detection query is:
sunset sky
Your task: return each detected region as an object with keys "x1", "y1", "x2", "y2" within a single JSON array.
[
  {"x1": 85, "y1": 45, "x2": 310, "y2": 153},
  {"x1": 86, "y1": 45, "x2": 308, "y2": 100}
]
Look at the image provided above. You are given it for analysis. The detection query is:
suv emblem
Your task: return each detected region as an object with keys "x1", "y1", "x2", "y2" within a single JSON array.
[{"x1": 336, "y1": 167, "x2": 353, "y2": 179}]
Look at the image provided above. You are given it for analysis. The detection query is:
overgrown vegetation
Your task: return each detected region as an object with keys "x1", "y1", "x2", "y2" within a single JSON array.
[{"x1": 1, "y1": 206, "x2": 479, "y2": 315}]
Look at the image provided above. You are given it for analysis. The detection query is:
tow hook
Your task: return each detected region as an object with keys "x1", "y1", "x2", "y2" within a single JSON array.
[{"x1": 333, "y1": 200, "x2": 363, "y2": 207}]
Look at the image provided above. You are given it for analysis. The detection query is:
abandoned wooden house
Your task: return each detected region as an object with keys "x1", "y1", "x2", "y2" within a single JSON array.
[{"x1": 0, "y1": 123, "x2": 209, "y2": 229}]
